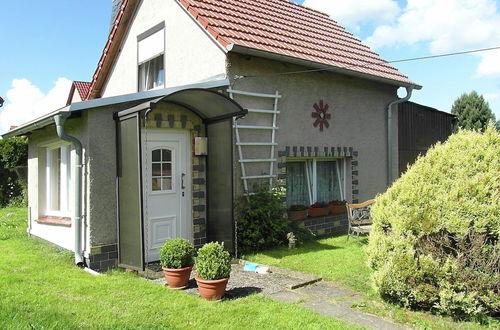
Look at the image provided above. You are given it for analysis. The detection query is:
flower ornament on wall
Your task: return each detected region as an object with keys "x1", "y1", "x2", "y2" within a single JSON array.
[{"x1": 311, "y1": 100, "x2": 331, "y2": 132}]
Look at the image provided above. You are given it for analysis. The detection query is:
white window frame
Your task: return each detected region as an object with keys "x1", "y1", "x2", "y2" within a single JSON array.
[
  {"x1": 45, "y1": 144, "x2": 72, "y2": 217},
  {"x1": 288, "y1": 157, "x2": 346, "y2": 205}
]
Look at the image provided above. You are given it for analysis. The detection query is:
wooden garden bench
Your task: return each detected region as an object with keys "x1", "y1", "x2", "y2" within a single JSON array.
[{"x1": 346, "y1": 200, "x2": 374, "y2": 244}]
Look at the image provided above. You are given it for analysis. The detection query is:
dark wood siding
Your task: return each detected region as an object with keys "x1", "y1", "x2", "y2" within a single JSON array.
[{"x1": 398, "y1": 101, "x2": 455, "y2": 176}]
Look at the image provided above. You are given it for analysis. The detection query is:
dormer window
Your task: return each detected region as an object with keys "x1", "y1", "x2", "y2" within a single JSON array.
[{"x1": 138, "y1": 24, "x2": 165, "y2": 92}]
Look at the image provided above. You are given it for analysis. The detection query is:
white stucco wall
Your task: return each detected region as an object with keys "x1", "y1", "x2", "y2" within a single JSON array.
[
  {"x1": 227, "y1": 54, "x2": 399, "y2": 202},
  {"x1": 101, "y1": 0, "x2": 227, "y2": 97}
]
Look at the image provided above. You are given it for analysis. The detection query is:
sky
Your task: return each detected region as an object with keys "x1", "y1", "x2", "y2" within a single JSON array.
[{"x1": 1, "y1": 0, "x2": 499, "y2": 134}]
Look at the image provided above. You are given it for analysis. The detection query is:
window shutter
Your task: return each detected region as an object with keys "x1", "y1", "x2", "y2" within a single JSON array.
[{"x1": 138, "y1": 29, "x2": 164, "y2": 63}]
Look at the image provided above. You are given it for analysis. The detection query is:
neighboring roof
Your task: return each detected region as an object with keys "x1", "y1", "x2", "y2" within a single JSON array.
[
  {"x1": 3, "y1": 79, "x2": 231, "y2": 139},
  {"x1": 74, "y1": 81, "x2": 92, "y2": 100},
  {"x1": 87, "y1": 0, "x2": 419, "y2": 100},
  {"x1": 66, "y1": 81, "x2": 92, "y2": 106}
]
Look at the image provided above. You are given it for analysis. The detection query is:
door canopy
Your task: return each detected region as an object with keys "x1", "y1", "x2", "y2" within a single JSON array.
[{"x1": 117, "y1": 88, "x2": 247, "y2": 124}]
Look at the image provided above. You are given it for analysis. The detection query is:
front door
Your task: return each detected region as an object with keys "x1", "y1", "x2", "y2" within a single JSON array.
[{"x1": 143, "y1": 130, "x2": 191, "y2": 262}]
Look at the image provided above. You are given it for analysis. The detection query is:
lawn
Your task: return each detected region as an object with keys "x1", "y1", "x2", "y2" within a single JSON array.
[
  {"x1": 245, "y1": 236, "x2": 498, "y2": 330},
  {"x1": 0, "y1": 207, "x2": 359, "y2": 329}
]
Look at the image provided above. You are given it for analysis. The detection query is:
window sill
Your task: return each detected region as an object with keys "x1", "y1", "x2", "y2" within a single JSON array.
[{"x1": 36, "y1": 216, "x2": 71, "y2": 227}]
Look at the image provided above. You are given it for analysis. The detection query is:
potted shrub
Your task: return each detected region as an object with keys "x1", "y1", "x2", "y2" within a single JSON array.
[
  {"x1": 287, "y1": 204, "x2": 308, "y2": 220},
  {"x1": 195, "y1": 242, "x2": 232, "y2": 301},
  {"x1": 159, "y1": 238, "x2": 195, "y2": 289},
  {"x1": 329, "y1": 200, "x2": 347, "y2": 214},
  {"x1": 308, "y1": 201, "x2": 329, "y2": 217}
]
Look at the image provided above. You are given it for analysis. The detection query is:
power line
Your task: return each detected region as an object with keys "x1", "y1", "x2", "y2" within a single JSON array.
[{"x1": 238, "y1": 45, "x2": 500, "y2": 79}]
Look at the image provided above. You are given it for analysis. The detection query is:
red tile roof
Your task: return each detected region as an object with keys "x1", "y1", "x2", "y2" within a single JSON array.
[
  {"x1": 87, "y1": 0, "x2": 418, "y2": 99},
  {"x1": 179, "y1": 0, "x2": 417, "y2": 87},
  {"x1": 74, "y1": 81, "x2": 91, "y2": 100}
]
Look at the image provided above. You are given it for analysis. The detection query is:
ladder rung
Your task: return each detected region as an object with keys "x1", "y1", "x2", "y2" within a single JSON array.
[
  {"x1": 241, "y1": 175, "x2": 277, "y2": 179},
  {"x1": 247, "y1": 108, "x2": 281, "y2": 114},
  {"x1": 236, "y1": 142, "x2": 278, "y2": 146},
  {"x1": 228, "y1": 89, "x2": 282, "y2": 99},
  {"x1": 239, "y1": 159, "x2": 277, "y2": 163},
  {"x1": 234, "y1": 125, "x2": 279, "y2": 130}
]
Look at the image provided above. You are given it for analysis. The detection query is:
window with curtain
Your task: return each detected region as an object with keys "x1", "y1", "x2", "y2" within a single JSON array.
[
  {"x1": 286, "y1": 159, "x2": 345, "y2": 207},
  {"x1": 138, "y1": 26, "x2": 165, "y2": 92}
]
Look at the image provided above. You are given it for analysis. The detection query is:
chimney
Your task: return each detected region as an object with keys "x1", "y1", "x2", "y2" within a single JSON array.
[{"x1": 110, "y1": 0, "x2": 124, "y2": 32}]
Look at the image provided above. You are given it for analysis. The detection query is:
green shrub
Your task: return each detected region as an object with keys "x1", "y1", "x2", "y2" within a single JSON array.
[
  {"x1": 0, "y1": 137, "x2": 27, "y2": 207},
  {"x1": 236, "y1": 190, "x2": 289, "y2": 254},
  {"x1": 159, "y1": 238, "x2": 194, "y2": 269},
  {"x1": 367, "y1": 125, "x2": 499, "y2": 321},
  {"x1": 195, "y1": 242, "x2": 231, "y2": 280}
]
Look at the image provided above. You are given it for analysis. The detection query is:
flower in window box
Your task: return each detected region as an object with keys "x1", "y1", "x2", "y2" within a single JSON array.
[
  {"x1": 287, "y1": 204, "x2": 308, "y2": 220},
  {"x1": 329, "y1": 200, "x2": 347, "y2": 214},
  {"x1": 308, "y1": 202, "x2": 330, "y2": 217}
]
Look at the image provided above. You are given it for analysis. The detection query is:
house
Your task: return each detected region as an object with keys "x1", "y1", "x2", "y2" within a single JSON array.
[{"x1": 3, "y1": 0, "x2": 421, "y2": 272}]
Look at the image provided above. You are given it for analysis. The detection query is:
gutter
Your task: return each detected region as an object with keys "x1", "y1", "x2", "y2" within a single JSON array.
[
  {"x1": 54, "y1": 113, "x2": 84, "y2": 266},
  {"x1": 386, "y1": 87, "x2": 413, "y2": 186}
]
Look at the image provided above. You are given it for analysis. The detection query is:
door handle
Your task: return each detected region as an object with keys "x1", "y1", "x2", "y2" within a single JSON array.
[{"x1": 181, "y1": 173, "x2": 186, "y2": 189}]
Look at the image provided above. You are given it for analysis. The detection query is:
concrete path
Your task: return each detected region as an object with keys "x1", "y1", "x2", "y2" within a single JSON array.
[
  {"x1": 267, "y1": 281, "x2": 407, "y2": 330},
  {"x1": 145, "y1": 262, "x2": 407, "y2": 329}
]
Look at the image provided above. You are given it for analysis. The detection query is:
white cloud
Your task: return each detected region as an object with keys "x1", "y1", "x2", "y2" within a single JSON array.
[
  {"x1": 303, "y1": 0, "x2": 401, "y2": 32},
  {"x1": 363, "y1": 0, "x2": 500, "y2": 77},
  {"x1": 0, "y1": 78, "x2": 72, "y2": 135}
]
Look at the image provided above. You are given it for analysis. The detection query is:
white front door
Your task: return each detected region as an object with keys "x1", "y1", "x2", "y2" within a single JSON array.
[{"x1": 143, "y1": 130, "x2": 191, "y2": 262}]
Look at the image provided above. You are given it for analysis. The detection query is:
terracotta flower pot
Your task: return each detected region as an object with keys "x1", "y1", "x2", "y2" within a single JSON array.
[
  {"x1": 162, "y1": 266, "x2": 193, "y2": 289},
  {"x1": 330, "y1": 204, "x2": 346, "y2": 214},
  {"x1": 308, "y1": 207, "x2": 329, "y2": 217},
  {"x1": 195, "y1": 275, "x2": 229, "y2": 301},
  {"x1": 288, "y1": 209, "x2": 308, "y2": 220}
]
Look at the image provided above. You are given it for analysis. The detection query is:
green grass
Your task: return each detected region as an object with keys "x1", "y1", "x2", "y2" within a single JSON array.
[
  {"x1": 245, "y1": 236, "x2": 498, "y2": 330},
  {"x1": 0, "y1": 208, "x2": 360, "y2": 329}
]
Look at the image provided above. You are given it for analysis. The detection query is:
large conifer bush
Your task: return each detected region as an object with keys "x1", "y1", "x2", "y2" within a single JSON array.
[{"x1": 367, "y1": 125, "x2": 499, "y2": 321}]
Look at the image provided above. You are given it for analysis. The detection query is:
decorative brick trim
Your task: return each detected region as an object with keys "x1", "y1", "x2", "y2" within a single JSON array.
[
  {"x1": 279, "y1": 145, "x2": 359, "y2": 205},
  {"x1": 87, "y1": 243, "x2": 118, "y2": 272}
]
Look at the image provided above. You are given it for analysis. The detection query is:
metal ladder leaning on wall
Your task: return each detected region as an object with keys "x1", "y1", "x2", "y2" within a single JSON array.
[{"x1": 228, "y1": 89, "x2": 281, "y2": 195}]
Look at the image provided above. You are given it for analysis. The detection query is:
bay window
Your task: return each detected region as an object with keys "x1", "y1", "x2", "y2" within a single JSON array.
[{"x1": 287, "y1": 158, "x2": 346, "y2": 207}]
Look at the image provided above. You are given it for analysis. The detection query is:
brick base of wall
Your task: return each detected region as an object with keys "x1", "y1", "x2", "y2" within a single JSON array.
[
  {"x1": 86, "y1": 243, "x2": 118, "y2": 272},
  {"x1": 294, "y1": 213, "x2": 347, "y2": 237}
]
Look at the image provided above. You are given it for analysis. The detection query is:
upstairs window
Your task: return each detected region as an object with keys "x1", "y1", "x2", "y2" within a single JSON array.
[{"x1": 138, "y1": 25, "x2": 165, "y2": 92}]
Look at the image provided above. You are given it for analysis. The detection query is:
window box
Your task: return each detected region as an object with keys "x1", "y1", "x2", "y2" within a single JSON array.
[
  {"x1": 329, "y1": 204, "x2": 346, "y2": 214},
  {"x1": 288, "y1": 209, "x2": 308, "y2": 220},
  {"x1": 308, "y1": 206, "x2": 330, "y2": 217}
]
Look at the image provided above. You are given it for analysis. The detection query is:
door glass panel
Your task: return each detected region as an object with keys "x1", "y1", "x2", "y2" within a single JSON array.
[
  {"x1": 162, "y1": 149, "x2": 171, "y2": 162},
  {"x1": 152, "y1": 149, "x2": 161, "y2": 162},
  {"x1": 152, "y1": 163, "x2": 161, "y2": 176},
  {"x1": 152, "y1": 177, "x2": 161, "y2": 191},
  {"x1": 151, "y1": 148, "x2": 173, "y2": 191}
]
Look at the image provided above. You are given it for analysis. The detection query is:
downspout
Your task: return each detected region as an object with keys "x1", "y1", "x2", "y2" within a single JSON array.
[
  {"x1": 387, "y1": 87, "x2": 413, "y2": 186},
  {"x1": 54, "y1": 113, "x2": 84, "y2": 266}
]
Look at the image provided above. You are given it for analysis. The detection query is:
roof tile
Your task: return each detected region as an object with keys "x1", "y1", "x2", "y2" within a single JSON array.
[{"x1": 180, "y1": 0, "x2": 415, "y2": 86}]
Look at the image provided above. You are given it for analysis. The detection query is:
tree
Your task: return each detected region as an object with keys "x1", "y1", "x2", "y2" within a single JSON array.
[
  {"x1": 367, "y1": 125, "x2": 499, "y2": 321},
  {"x1": 451, "y1": 91, "x2": 496, "y2": 131}
]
